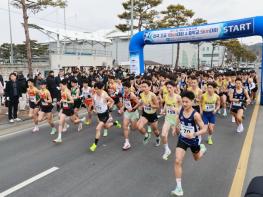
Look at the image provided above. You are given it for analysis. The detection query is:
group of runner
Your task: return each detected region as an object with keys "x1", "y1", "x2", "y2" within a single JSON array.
[{"x1": 26, "y1": 67, "x2": 258, "y2": 196}]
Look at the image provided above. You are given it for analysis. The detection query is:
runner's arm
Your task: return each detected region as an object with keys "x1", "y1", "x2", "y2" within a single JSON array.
[{"x1": 194, "y1": 113, "x2": 207, "y2": 137}]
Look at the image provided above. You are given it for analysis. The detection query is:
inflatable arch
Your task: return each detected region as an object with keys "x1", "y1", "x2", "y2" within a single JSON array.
[{"x1": 129, "y1": 16, "x2": 263, "y2": 104}]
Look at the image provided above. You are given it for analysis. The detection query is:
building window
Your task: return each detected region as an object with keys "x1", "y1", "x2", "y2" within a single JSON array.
[{"x1": 203, "y1": 54, "x2": 219, "y2": 57}]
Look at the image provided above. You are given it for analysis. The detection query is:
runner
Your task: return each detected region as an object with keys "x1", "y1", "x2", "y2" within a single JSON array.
[
  {"x1": 171, "y1": 91, "x2": 207, "y2": 196},
  {"x1": 53, "y1": 79, "x2": 82, "y2": 143},
  {"x1": 227, "y1": 73, "x2": 237, "y2": 123},
  {"x1": 71, "y1": 78, "x2": 82, "y2": 118},
  {"x1": 37, "y1": 80, "x2": 56, "y2": 135},
  {"x1": 27, "y1": 78, "x2": 40, "y2": 132},
  {"x1": 81, "y1": 79, "x2": 94, "y2": 125},
  {"x1": 121, "y1": 80, "x2": 140, "y2": 150},
  {"x1": 216, "y1": 74, "x2": 228, "y2": 116},
  {"x1": 107, "y1": 76, "x2": 123, "y2": 113},
  {"x1": 200, "y1": 82, "x2": 220, "y2": 145},
  {"x1": 229, "y1": 78, "x2": 251, "y2": 133},
  {"x1": 187, "y1": 76, "x2": 202, "y2": 113},
  {"x1": 161, "y1": 80, "x2": 182, "y2": 160},
  {"x1": 89, "y1": 82, "x2": 121, "y2": 152},
  {"x1": 136, "y1": 80, "x2": 161, "y2": 146}
]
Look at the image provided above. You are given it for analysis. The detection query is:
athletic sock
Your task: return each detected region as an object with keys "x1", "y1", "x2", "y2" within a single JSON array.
[
  {"x1": 58, "y1": 132, "x2": 62, "y2": 140},
  {"x1": 164, "y1": 143, "x2": 169, "y2": 151},
  {"x1": 95, "y1": 138, "x2": 99, "y2": 145},
  {"x1": 176, "y1": 178, "x2": 182, "y2": 188},
  {"x1": 125, "y1": 139, "x2": 129, "y2": 144}
]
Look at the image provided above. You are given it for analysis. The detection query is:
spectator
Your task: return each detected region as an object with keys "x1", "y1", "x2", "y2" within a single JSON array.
[
  {"x1": 35, "y1": 73, "x2": 43, "y2": 89},
  {"x1": 46, "y1": 71, "x2": 58, "y2": 101},
  {"x1": 17, "y1": 72, "x2": 27, "y2": 110},
  {"x1": 0, "y1": 74, "x2": 4, "y2": 105},
  {"x1": 5, "y1": 73, "x2": 22, "y2": 123}
]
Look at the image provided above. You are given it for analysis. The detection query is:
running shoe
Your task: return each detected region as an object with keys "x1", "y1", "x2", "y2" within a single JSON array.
[
  {"x1": 155, "y1": 136, "x2": 161, "y2": 147},
  {"x1": 223, "y1": 111, "x2": 227, "y2": 117},
  {"x1": 50, "y1": 128, "x2": 57, "y2": 135},
  {"x1": 171, "y1": 186, "x2": 184, "y2": 196},
  {"x1": 162, "y1": 149, "x2": 171, "y2": 160},
  {"x1": 147, "y1": 126, "x2": 152, "y2": 133},
  {"x1": 78, "y1": 122, "x2": 83, "y2": 132},
  {"x1": 114, "y1": 120, "x2": 122, "y2": 128},
  {"x1": 90, "y1": 143, "x2": 97, "y2": 152},
  {"x1": 32, "y1": 126, "x2": 39, "y2": 133},
  {"x1": 15, "y1": 118, "x2": 22, "y2": 122},
  {"x1": 84, "y1": 120, "x2": 91, "y2": 125},
  {"x1": 207, "y1": 136, "x2": 213, "y2": 145},
  {"x1": 143, "y1": 133, "x2": 151, "y2": 145},
  {"x1": 62, "y1": 124, "x2": 70, "y2": 132},
  {"x1": 53, "y1": 138, "x2": 62, "y2": 143},
  {"x1": 237, "y1": 124, "x2": 244, "y2": 133},
  {"x1": 200, "y1": 144, "x2": 207, "y2": 154},
  {"x1": 103, "y1": 129, "x2": 108, "y2": 137},
  {"x1": 122, "y1": 142, "x2": 131, "y2": 150}
]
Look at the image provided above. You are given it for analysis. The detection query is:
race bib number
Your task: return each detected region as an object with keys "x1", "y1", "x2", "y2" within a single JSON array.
[
  {"x1": 95, "y1": 104, "x2": 104, "y2": 113},
  {"x1": 205, "y1": 104, "x2": 215, "y2": 112},
  {"x1": 41, "y1": 101, "x2": 48, "y2": 106},
  {"x1": 63, "y1": 102, "x2": 69, "y2": 109},
  {"x1": 144, "y1": 105, "x2": 152, "y2": 113},
  {"x1": 29, "y1": 96, "x2": 36, "y2": 102},
  {"x1": 124, "y1": 100, "x2": 132, "y2": 109},
  {"x1": 180, "y1": 124, "x2": 195, "y2": 138},
  {"x1": 233, "y1": 101, "x2": 242, "y2": 107},
  {"x1": 167, "y1": 106, "x2": 176, "y2": 115}
]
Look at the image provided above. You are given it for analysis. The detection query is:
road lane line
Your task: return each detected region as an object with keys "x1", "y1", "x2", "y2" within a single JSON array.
[
  {"x1": 0, "y1": 167, "x2": 59, "y2": 197},
  {"x1": 228, "y1": 95, "x2": 260, "y2": 197}
]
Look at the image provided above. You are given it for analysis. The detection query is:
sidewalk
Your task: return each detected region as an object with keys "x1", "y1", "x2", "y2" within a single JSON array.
[
  {"x1": 0, "y1": 105, "x2": 88, "y2": 136},
  {"x1": 242, "y1": 105, "x2": 263, "y2": 195},
  {"x1": 0, "y1": 105, "x2": 31, "y2": 129}
]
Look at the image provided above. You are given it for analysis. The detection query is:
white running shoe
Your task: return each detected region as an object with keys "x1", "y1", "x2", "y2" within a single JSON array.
[
  {"x1": 239, "y1": 124, "x2": 244, "y2": 132},
  {"x1": 50, "y1": 128, "x2": 57, "y2": 135},
  {"x1": 171, "y1": 186, "x2": 184, "y2": 196},
  {"x1": 232, "y1": 116, "x2": 236, "y2": 123},
  {"x1": 53, "y1": 138, "x2": 62, "y2": 143},
  {"x1": 162, "y1": 149, "x2": 171, "y2": 160},
  {"x1": 9, "y1": 119, "x2": 14, "y2": 123},
  {"x1": 223, "y1": 111, "x2": 227, "y2": 117},
  {"x1": 32, "y1": 126, "x2": 39, "y2": 133},
  {"x1": 122, "y1": 142, "x2": 131, "y2": 150},
  {"x1": 62, "y1": 124, "x2": 69, "y2": 132},
  {"x1": 15, "y1": 118, "x2": 22, "y2": 122}
]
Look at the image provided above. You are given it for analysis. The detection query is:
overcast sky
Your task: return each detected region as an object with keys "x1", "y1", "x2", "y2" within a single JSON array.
[{"x1": 0, "y1": 0, "x2": 262, "y2": 44}]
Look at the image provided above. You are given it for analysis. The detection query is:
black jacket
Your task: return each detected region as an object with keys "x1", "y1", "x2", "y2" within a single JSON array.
[
  {"x1": 0, "y1": 75, "x2": 3, "y2": 86},
  {"x1": 46, "y1": 75, "x2": 58, "y2": 99},
  {"x1": 5, "y1": 80, "x2": 21, "y2": 99}
]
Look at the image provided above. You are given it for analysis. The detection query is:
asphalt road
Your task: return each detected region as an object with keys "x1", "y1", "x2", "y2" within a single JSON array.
[{"x1": 0, "y1": 105, "x2": 254, "y2": 197}]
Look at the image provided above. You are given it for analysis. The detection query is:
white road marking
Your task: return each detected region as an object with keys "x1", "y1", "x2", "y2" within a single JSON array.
[{"x1": 0, "y1": 167, "x2": 59, "y2": 197}]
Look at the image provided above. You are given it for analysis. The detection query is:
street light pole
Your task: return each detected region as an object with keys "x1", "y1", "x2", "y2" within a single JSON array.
[
  {"x1": 130, "y1": 0, "x2": 134, "y2": 37},
  {"x1": 8, "y1": 0, "x2": 14, "y2": 64}
]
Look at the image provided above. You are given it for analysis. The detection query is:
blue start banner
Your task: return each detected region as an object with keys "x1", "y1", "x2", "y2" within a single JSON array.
[{"x1": 144, "y1": 18, "x2": 254, "y2": 44}]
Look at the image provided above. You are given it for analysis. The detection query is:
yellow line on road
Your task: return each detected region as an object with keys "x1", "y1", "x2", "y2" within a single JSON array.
[{"x1": 228, "y1": 95, "x2": 260, "y2": 197}]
